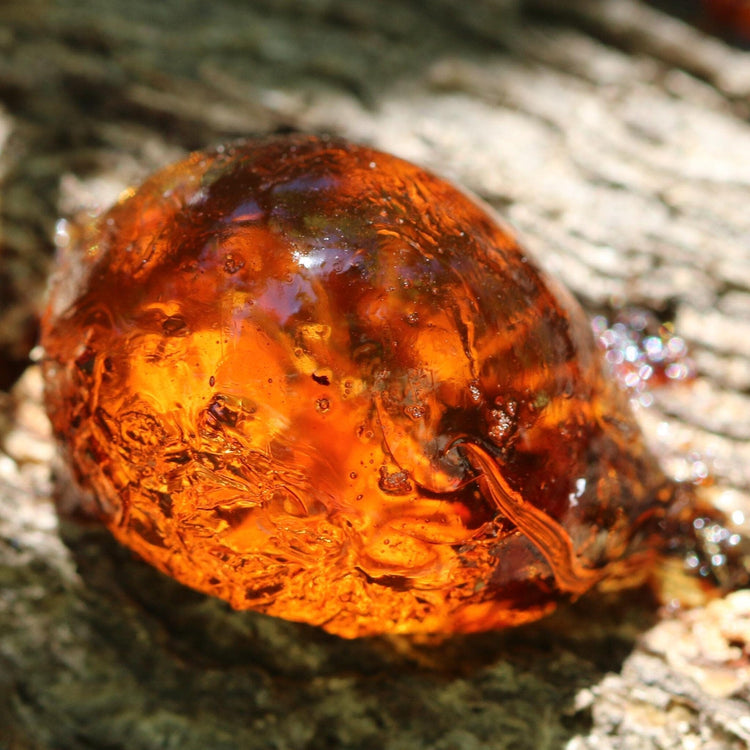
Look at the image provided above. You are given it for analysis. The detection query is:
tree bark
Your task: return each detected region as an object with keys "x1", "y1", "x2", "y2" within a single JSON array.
[{"x1": 1, "y1": 1, "x2": 750, "y2": 748}]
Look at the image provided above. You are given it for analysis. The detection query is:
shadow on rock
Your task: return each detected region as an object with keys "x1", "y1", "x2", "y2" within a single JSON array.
[{"x1": 54, "y1": 517, "x2": 660, "y2": 750}]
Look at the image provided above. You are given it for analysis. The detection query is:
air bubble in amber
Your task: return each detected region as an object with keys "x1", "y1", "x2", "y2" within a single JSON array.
[{"x1": 41, "y1": 135, "x2": 678, "y2": 637}]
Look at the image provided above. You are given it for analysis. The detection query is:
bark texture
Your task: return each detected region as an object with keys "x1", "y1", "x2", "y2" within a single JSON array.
[{"x1": 1, "y1": 1, "x2": 750, "y2": 748}]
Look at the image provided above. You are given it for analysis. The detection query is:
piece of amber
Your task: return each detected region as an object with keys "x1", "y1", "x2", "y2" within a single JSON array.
[
  {"x1": 41, "y1": 135, "x2": 677, "y2": 637},
  {"x1": 701, "y1": 0, "x2": 750, "y2": 40}
]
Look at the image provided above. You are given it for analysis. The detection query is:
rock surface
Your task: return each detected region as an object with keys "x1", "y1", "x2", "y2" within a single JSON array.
[{"x1": 1, "y1": 1, "x2": 750, "y2": 748}]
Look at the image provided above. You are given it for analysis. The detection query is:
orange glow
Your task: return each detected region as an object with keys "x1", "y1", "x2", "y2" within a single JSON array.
[{"x1": 42, "y1": 136, "x2": 672, "y2": 637}]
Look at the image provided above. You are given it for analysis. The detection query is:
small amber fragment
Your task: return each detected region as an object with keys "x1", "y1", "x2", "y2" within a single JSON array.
[
  {"x1": 42, "y1": 135, "x2": 676, "y2": 637},
  {"x1": 702, "y1": 0, "x2": 750, "y2": 40}
]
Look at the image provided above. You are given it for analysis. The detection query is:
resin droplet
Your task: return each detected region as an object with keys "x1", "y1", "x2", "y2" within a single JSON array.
[{"x1": 42, "y1": 135, "x2": 679, "y2": 637}]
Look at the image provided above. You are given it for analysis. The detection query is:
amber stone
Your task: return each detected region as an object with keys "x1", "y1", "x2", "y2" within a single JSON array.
[
  {"x1": 42, "y1": 135, "x2": 675, "y2": 637},
  {"x1": 702, "y1": 0, "x2": 750, "y2": 39}
]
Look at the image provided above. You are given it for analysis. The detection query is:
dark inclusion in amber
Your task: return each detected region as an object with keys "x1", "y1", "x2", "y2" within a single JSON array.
[{"x1": 42, "y1": 135, "x2": 678, "y2": 637}]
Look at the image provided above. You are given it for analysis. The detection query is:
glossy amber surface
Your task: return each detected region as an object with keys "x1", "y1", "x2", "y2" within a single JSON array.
[{"x1": 42, "y1": 135, "x2": 674, "y2": 637}]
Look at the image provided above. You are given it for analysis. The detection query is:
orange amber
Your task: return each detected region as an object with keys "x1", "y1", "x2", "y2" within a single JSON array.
[
  {"x1": 702, "y1": 0, "x2": 750, "y2": 39},
  {"x1": 42, "y1": 135, "x2": 675, "y2": 637}
]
